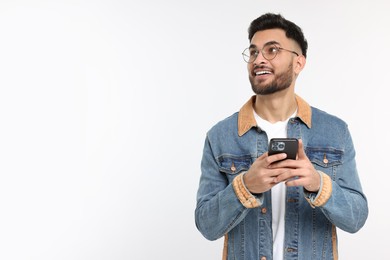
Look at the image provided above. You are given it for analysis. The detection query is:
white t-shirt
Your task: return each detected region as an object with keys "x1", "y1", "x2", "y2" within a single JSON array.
[{"x1": 253, "y1": 109, "x2": 297, "y2": 260}]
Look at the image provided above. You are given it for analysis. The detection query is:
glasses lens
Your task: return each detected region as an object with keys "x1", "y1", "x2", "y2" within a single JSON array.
[
  {"x1": 242, "y1": 48, "x2": 250, "y2": 63},
  {"x1": 263, "y1": 45, "x2": 278, "y2": 60},
  {"x1": 242, "y1": 48, "x2": 257, "y2": 63}
]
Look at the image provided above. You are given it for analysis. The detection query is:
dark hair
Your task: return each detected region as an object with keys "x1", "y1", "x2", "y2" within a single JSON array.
[{"x1": 248, "y1": 13, "x2": 308, "y2": 58}]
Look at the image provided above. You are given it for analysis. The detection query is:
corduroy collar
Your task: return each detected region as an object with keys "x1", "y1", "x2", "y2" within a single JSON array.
[{"x1": 237, "y1": 95, "x2": 312, "y2": 136}]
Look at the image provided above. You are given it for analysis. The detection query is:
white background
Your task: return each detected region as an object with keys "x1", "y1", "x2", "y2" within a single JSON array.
[{"x1": 0, "y1": 0, "x2": 388, "y2": 259}]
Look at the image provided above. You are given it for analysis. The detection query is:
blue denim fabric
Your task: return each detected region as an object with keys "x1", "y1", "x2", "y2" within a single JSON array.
[{"x1": 195, "y1": 96, "x2": 368, "y2": 260}]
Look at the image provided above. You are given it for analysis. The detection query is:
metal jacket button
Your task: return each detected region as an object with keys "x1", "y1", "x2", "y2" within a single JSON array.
[{"x1": 230, "y1": 163, "x2": 236, "y2": 172}]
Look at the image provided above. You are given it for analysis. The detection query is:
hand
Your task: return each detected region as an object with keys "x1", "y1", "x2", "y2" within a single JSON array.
[
  {"x1": 269, "y1": 139, "x2": 320, "y2": 192},
  {"x1": 243, "y1": 150, "x2": 289, "y2": 194}
]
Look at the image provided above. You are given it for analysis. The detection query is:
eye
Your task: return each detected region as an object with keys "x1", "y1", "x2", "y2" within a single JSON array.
[
  {"x1": 265, "y1": 45, "x2": 278, "y2": 55},
  {"x1": 249, "y1": 49, "x2": 258, "y2": 57}
]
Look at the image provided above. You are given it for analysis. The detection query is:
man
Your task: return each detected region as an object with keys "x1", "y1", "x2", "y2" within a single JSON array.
[{"x1": 195, "y1": 13, "x2": 368, "y2": 260}]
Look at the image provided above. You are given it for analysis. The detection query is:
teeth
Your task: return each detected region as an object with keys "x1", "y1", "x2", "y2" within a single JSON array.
[{"x1": 255, "y1": 71, "x2": 271, "y2": 75}]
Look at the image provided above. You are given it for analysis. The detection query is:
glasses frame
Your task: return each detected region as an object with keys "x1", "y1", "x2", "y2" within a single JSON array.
[{"x1": 242, "y1": 44, "x2": 299, "y2": 63}]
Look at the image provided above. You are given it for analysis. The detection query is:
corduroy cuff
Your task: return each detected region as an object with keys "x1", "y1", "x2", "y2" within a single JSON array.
[
  {"x1": 232, "y1": 172, "x2": 261, "y2": 208},
  {"x1": 305, "y1": 171, "x2": 332, "y2": 208}
]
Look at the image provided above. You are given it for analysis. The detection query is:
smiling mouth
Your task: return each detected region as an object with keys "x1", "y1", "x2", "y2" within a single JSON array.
[{"x1": 255, "y1": 70, "x2": 272, "y2": 76}]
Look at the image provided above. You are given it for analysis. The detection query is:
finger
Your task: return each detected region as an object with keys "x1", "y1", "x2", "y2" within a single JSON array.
[
  {"x1": 285, "y1": 178, "x2": 299, "y2": 187},
  {"x1": 266, "y1": 153, "x2": 287, "y2": 165},
  {"x1": 255, "y1": 151, "x2": 287, "y2": 166},
  {"x1": 285, "y1": 177, "x2": 306, "y2": 187},
  {"x1": 273, "y1": 168, "x2": 295, "y2": 183},
  {"x1": 268, "y1": 157, "x2": 299, "y2": 169}
]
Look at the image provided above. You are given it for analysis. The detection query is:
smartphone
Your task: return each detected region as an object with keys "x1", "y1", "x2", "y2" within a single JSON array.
[{"x1": 268, "y1": 138, "x2": 298, "y2": 160}]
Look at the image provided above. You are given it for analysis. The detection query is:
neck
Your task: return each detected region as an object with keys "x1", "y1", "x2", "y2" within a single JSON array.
[{"x1": 254, "y1": 92, "x2": 297, "y2": 123}]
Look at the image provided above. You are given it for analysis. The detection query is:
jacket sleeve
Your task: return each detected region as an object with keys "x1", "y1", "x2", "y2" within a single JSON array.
[
  {"x1": 195, "y1": 136, "x2": 262, "y2": 241},
  {"x1": 306, "y1": 126, "x2": 368, "y2": 233}
]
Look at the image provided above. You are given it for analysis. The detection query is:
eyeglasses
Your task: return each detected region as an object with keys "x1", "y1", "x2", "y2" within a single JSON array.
[{"x1": 242, "y1": 44, "x2": 299, "y2": 63}]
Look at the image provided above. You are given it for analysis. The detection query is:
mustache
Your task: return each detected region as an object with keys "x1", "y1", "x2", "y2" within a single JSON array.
[{"x1": 253, "y1": 65, "x2": 273, "y2": 71}]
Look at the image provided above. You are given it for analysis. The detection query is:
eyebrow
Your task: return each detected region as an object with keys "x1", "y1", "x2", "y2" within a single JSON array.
[{"x1": 249, "y1": 41, "x2": 281, "y2": 49}]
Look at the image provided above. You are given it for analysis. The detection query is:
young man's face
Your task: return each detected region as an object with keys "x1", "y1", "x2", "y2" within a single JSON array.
[{"x1": 247, "y1": 28, "x2": 303, "y2": 95}]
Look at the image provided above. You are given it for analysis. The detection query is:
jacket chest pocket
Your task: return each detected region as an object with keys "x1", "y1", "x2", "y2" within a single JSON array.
[
  {"x1": 218, "y1": 154, "x2": 252, "y2": 183},
  {"x1": 306, "y1": 147, "x2": 343, "y2": 179}
]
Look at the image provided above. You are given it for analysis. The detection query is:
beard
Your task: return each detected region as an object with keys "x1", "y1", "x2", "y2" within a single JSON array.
[{"x1": 250, "y1": 63, "x2": 294, "y2": 95}]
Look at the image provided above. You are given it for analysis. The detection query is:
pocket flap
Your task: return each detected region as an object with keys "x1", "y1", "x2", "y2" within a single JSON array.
[
  {"x1": 306, "y1": 147, "x2": 343, "y2": 167},
  {"x1": 218, "y1": 154, "x2": 252, "y2": 175}
]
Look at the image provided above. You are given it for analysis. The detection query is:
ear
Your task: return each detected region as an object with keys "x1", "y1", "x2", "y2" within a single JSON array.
[{"x1": 294, "y1": 55, "x2": 306, "y2": 74}]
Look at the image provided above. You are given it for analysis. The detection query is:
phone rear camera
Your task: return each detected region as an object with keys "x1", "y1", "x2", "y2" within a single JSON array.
[{"x1": 271, "y1": 141, "x2": 285, "y2": 151}]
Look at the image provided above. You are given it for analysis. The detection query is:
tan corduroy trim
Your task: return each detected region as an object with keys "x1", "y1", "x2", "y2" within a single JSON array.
[
  {"x1": 306, "y1": 172, "x2": 333, "y2": 208},
  {"x1": 238, "y1": 96, "x2": 257, "y2": 137},
  {"x1": 222, "y1": 234, "x2": 228, "y2": 260},
  {"x1": 237, "y1": 95, "x2": 312, "y2": 136},
  {"x1": 295, "y1": 94, "x2": 312, "y2": 128},
  {"x1": 332, "y1": 225, "x2": 338, "y2": 260},
  {"x1": 312, "y1": 173, "x2": 332, "y2": 207},
  {"x1": 232, "y1": 173, "x2": 260, "y2": 208}
]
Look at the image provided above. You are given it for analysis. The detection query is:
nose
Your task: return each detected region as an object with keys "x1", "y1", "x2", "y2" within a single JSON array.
[{"x1": 253, "y1": 51, "x2": 267, "y2": 65}]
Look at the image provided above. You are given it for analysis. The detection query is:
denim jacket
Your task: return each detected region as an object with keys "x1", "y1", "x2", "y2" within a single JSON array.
[{"x1": 195, "y1": 95, "x2": 368, "y2": 260}]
